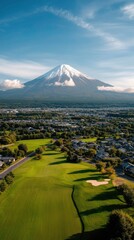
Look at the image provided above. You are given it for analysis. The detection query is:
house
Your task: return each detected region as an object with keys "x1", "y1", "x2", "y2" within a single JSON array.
[
  {"x1": 0, "y1": 157, "x2": 15, "y2": 164},
  {"x1": 123, "y1": 163, "x2": 134, "y2": 178},
  {"x1": 0, "y1": 160, "x2": 4, "y2": 167}
]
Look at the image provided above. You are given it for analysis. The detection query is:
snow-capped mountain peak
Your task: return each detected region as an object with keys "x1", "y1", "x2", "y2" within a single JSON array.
[
  {"x1": 1, "y1": 64, "x2": 133, "y2": 104},
  {"x1": 39, "y1": 64, "x2": 94, "y2": 87},
  {"x1": 45, "y1": 64, "x2": 87, "y2": 78}
]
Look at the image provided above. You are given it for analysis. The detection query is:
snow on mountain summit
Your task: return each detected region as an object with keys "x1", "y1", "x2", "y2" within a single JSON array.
[
  {"x1": 44, "y1": 64, "x2": 88, "y2": 78},
  {"x1": 39, "y1": 64, "x2": 94, "y2": 87},
  {"x1": 25, "y1": 63, "x2": 99, "y2": 90}
]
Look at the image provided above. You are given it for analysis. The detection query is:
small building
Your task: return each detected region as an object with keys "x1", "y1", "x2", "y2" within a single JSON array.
[
  {"x1": 0, "y1": 160, "x2": 4, "y2": 167},
  {"x1": 0, "y1": 157, "x2": 15, "y2": 164},
  {"x1": 123, "y1": 163, "x2": 134, "y2": 178}
]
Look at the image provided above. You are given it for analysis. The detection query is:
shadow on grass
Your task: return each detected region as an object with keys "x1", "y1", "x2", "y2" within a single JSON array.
[
  {"x1": 88, "y1": 188, "x2": 125, "y2": 204},
  {"x1": 74, "y1": 174, "x2": 101, "y2": 182},
  {"x1": 56, "y1": 156, "x2": 65, "y2": 160},
  {"x1": 49, "y1": 160, "x2": 66, "y2": 165},
  {"x1": 80, "y1": 204, "x2": 126, "y2": 216},
  {"x1": 43, "y1": 152, "x2": 59, "y2": 156},
  {"x1": 117, "y1": 195, "x2": 125, "y2": 203},
  {"x1": 65, "y1": 228, "x2": 106, "y2": 240},
  {"x1": 69, "y1": 169, "x2": 97, "y2": 174},
  {"x1": 89, "y1": 189, "x2": 118, "y2": 201}
]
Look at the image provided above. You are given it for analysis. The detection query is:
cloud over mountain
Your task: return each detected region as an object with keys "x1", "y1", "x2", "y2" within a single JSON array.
[
  {"x1": 0, "y1": 64, "x2": 133, "y2": 104},
  {"x1": 0, "y1": 79, "x2": 24, "y2": 90},
  {"x1": 98, "y1": 86, "x2": 134, "y2": 93}
]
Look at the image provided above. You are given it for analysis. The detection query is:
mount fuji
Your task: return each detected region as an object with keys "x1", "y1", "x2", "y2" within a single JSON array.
[
  {"x1": 0, "y1": 64, "x2": 134, "y2": 104},
  {"x1": 25, "y1": 64, "x2": 111, "y2": 89}
]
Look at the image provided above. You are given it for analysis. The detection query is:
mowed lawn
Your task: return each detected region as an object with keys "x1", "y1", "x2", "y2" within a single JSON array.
[
  {"x1": 0, "y1": 150, "x2": 81, "y2": 240},
  {"x1": 82, "y1": 137, "x2": 97, "y2": 143},
  {"x1": 0, "y1": 141, "x2": 126, "y2": 240},
  {"x1": 10, "y1": 138, "x2": 51, "y2": 152}
]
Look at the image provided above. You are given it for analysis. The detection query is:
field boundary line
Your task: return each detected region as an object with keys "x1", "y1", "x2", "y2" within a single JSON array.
[{"x1": 71, "y1": 185, "x2": 85, "y2": 239}]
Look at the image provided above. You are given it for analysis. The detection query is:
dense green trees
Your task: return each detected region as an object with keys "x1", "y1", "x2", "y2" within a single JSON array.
[
  {"x1": 35, "y1": 146, "x2": 45, "y2": 160},
  {"x1": 0, "y1": 132, "x2": 16, "y2": 145},
  {"x1": 85, "y1": 148, "x2": 97, "y2": 158},
  {"x1": 0, "y1": 147, "x2": 14, "y2": 157},
  {"x1": 0, "y1": 172, "x2": 15, "y2": 193},
  {"x1": 67, "y1": 152, "x2": 81, "y2": 163},
  {"x1": 18, "y1": 144, "x2": 28, "y2": 154},
  {"x1": 5, "y1": 174, "x2": 14, "y2": 184},
  {"x1": 107, "y1": 210, "x2": 134, "y2": 240},
  {"x1": 0, "y1": 144, "x2": 28, "y2": 163},
  {"x1": 96, "y1": 160, "x2": 116, "y2": 176}
]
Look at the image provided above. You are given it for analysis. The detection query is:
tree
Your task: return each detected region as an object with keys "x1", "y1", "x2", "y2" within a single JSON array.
[
  {"x1": 67, "y1": 153, "x2": 81, "y2": 163},
  {"x1": 9, "y1": 172, "x2": 15, "y2": 178},
  {"x1": 18, "y1": 144, "x2": 28, "y2": 154},
  {"x1": 0, "y1": 137, "x2": 11, "y2": 145},
  {"x1": 0, "y1": 147, "x2": 14, "y2": 157},
  {"x1": 96, "y1": 161, "x2": 106, "y2": 172},
  {"x1": 107, "y1": 210, "x2": 134, "y2": 240},
  {"x1": 5, "y1": 175, "x2": 13, "y2": 185},
  {"x1": 35, "y1": 147, "x2": 44, "y2": 154},
  {"x1": 105, "y1": 166, "x2": 115, "y2": 176},
  {"x1": 35, "y1": 154, "x2": 42, "y2": 160},
  {"x1": 0, "y1": 181, "x2": 6, "y2": 192},
  {"x1": 17, "y1": 150, "x2": 25, "y2": 157},
  {"x1": 85, "y1": 148, "x2": 96, "y2": 158},
  {"x1": 109, "y1": 147, "x2": 117, "y2": 157},
  {"x1": 54, "y1": 139, "x2": 63, "y2": 147},
  {"x1": 118, "y1": 184, "x2": 134, "y2": 207}
]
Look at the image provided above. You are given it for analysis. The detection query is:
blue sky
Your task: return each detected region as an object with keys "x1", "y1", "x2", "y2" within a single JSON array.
[{"x1": 0, "y1": 0, "x2": 134, "y2": 91}]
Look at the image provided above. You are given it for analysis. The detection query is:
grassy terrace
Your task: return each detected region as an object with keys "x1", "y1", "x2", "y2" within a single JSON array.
[{"x1": 0, "y1": 139, "x2": 131, "y2": 240}]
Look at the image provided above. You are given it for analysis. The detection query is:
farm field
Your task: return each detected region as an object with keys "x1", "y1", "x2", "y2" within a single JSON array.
[{"x1": 0, "y1": 141, "x2": 130, "y2": 240}]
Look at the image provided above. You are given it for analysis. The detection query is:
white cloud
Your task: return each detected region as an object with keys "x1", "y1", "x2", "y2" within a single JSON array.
[
  {"x1": 122, "y1": 4, "x2": 134, "y2": 19},
  {"x1": 98, "y1": 86, "x2": 134, "y2": 93},
  {"x1": 0, "y1": 58, "x2": 51, "y2": 79},
  {"x1": 82, "y1": 8, "x2": 96, "y2": 19},
  {"x1": 0, "y1": 79, "x2": 24, "y2": 91},
  {"x1": 41, "y1": 6, "x2": 125, "y2": 50},
  {"x1": 0, "y1": 6, "x2": 125, "y2": 50},
  {"x1": 96, "y1": 58, "x2": 134, "y2": 88}
]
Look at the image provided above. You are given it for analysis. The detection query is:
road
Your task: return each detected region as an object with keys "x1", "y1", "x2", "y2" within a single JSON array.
[{"x1": 0, "y1": 152, "x2": 34, "y2": 179}]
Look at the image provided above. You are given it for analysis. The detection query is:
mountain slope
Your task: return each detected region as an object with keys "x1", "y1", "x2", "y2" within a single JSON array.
[{"x1": 0, "y1": 64, "x2": 134, "y2": 104}]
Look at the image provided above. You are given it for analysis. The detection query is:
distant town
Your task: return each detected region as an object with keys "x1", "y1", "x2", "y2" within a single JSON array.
[
  {"x1": 0, "y1": 107, "x2": 134, "y2": 240},
  {"x1": 0, "y1": 107, "x2": 134, "y2": 177}
]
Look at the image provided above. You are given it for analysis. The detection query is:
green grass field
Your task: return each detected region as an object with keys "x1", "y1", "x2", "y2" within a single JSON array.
[
  {"x1": 0, "y1": 140, "x2": 129, "y2": 240},
  {"x1": 10, "y1": 138, "x2": 51, "y2": 152},
  {"x1": 82, "y1": 137, "x2": 97, "y2": 143}
]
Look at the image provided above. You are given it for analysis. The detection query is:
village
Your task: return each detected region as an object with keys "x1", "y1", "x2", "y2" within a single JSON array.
[{"x1": 0, "y1": 107, "x2": 133, "y2": 178}]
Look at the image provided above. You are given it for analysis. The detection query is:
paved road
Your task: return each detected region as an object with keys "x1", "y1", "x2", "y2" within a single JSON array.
[{"x1": 0, "y1": 152, "x2": 34, "y2": 179}]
